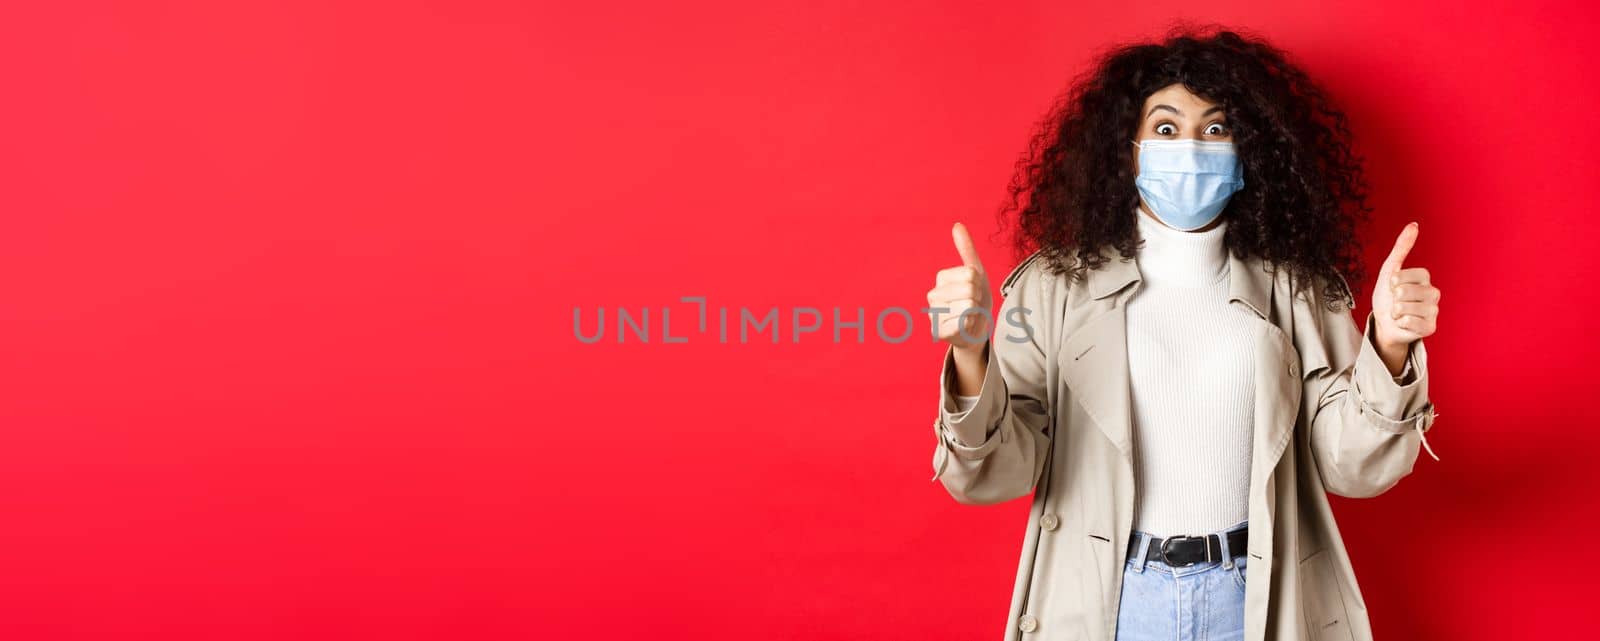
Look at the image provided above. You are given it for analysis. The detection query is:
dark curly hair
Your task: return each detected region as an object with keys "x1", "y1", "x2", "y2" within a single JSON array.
[{"x1": 1000, "y1": 24, "x2": 1369, "y2": 310}]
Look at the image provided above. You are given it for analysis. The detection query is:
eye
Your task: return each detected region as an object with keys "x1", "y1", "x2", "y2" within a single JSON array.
[
  {"x1": 1205, "y1": 122, "x2": 1230, "y2": 136},
  {"x1": 1155, "y1": 122, "x2": 1177, "y2": 135}
]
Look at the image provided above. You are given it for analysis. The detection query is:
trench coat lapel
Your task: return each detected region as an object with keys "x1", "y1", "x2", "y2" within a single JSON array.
[
  {"x1": 1057, "y1": 250, "x2": 1139, "y2": 460},
  {"x1": 1057, "y1": 246, "x2": 1300, "y2": 501}
]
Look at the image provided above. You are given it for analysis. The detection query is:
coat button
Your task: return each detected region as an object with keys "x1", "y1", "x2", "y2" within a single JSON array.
[
  {"x1": 1018, "y1": 614, "x2": 1038, "y2": 633},
  {"x1": 1288, "y1": 361, "x2": 1298, "y2": 377},
  {"x1": 1039, "y1": 513, "x2": 1059, "y2": 531}
]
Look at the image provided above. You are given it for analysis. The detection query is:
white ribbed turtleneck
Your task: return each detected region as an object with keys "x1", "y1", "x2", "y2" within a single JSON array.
[
  {"x1": 1132, "y1": 206, "x2": 1230, "y2": 286},
  {"x1": 1126, "y1": 207, "x2": 1257, "y2": 538}
]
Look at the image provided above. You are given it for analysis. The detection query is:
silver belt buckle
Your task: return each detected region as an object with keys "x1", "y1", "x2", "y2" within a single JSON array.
[{"x1": 1159, "y1": 535, "x2": 1206, "y2": 567}]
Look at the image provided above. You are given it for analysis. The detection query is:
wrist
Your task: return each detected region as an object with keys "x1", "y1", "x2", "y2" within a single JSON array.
[
  {"x1": 1375, "y1": 337, "x2": 1411, "y2": 376},
  {"x1": 952, "y1": 340, "x2": 989, "y2": 363}
]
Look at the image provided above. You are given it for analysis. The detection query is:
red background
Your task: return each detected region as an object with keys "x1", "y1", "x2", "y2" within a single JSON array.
[{"x1": 3, "y1": 1, "x2": 1597, "y2": 639}]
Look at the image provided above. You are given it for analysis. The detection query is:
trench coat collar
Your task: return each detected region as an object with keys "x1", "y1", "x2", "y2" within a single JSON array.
[{"x1": 1084, "y1": 243, "x2": 1274, "y2": 321}]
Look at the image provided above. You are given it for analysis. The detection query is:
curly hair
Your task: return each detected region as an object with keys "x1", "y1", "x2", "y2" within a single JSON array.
[{"x1": 1000, "y1": 24, "x2": 1369, "y2": 310}]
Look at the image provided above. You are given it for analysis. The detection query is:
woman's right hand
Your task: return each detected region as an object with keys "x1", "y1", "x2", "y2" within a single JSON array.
[{"x1": 927, "y1": 223, "x2": 993, "y2": 395}]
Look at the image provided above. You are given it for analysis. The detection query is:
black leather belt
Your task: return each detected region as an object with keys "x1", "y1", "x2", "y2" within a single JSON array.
[{"x1": 1128, "y1": 528, "x2": 1248, "y2": 567}]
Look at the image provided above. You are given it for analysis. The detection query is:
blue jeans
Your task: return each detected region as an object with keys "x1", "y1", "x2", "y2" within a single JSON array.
[{"x1": 1114, "y1": 520, "x2": 1249, "y2": 641}]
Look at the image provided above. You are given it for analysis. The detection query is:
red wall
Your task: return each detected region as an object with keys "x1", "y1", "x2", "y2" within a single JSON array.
[{"x1": 3, "y1": 1, "x2": 1596, "y2": 639}]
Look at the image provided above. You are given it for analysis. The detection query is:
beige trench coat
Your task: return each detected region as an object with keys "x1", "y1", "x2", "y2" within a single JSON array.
[{"x1": 929, "y1": 246, "x2": 1439, "y2": 641}]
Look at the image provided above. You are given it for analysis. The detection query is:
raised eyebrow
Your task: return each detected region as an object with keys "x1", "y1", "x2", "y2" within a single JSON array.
[
  {"x1": 1145, "y1": 104, "x2": 1180, "y2": 120},
  {"x1": 1145, "y1": 104, "x2": 1225, "y2": 121}
]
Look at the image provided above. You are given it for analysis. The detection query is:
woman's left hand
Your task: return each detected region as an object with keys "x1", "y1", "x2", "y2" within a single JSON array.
[{"x1": 1370, "y1": 222, "x2": 1440, "y2": 374}]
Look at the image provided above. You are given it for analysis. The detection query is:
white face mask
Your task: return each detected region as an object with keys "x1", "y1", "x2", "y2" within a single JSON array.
[{"x1": 1130, "y1": 139, "x2": 1246, "y2": 230}]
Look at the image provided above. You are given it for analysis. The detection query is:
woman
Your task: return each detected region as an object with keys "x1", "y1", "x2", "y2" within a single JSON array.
[{"x1": 925, "y1": 27, "x2": 1442, "y2": 641}]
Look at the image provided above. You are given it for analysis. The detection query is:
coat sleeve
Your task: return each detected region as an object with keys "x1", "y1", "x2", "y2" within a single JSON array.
[
  {"x1": 1304, "y1": 281, "x2": 1440, "y2": 499},
  {"x1": 928, "y1": 260, "x2": 1054, "y2": 505}
]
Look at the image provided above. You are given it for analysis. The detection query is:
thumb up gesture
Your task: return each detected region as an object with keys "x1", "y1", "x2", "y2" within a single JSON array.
[
  {"x1": 927, "y1": 223, "x2": 993, "y2": 351},
  {"x1": 1371, "y1": 222, "x2": 1441, "y2": 368}
]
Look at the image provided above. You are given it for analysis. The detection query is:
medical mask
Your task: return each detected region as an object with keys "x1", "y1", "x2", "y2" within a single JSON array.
[{"x1": 1130, "y1": 139, "x2": 1245, "y2": 231}]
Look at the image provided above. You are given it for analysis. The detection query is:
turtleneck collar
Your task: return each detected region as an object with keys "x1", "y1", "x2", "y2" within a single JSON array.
[{"x1": 1134, "y1": 206, "x2": 1229, "y2": 287}]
